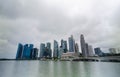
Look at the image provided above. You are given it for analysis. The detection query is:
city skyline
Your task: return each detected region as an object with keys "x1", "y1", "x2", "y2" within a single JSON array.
[
  {"x1": 0, "y1": 0, "x2": 120, "y2": 58},
  {"x1": 16, "y1": 34, "x2": 86, "y2": 59},
  {"x1": 1, "y1": 32, "x2": 120, "y2": 59},
  {"x1": 16, "y1": 34, "x2": 120, "y2": 59}
]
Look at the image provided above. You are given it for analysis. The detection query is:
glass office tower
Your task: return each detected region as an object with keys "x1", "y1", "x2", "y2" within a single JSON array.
[
  {"x1": 53, "y1": 40, "x2": 59, "y2": 58},
  {"x1": 68, "y1": 35, "x2": 75, "y2": 52},
  {"x1": 40, "y1": 43, "x2": 45, "y2": 58},
  {"x1": 16, "y1": 43, "x2": 23, "y2": 59}
]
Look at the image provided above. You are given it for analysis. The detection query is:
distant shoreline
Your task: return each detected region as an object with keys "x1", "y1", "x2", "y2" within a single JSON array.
[{"x1": 0, "y1": 58, "x2": 120, "y2": 62}]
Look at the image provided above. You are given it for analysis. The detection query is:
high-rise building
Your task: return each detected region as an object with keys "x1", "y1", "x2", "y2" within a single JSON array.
[
  {"x1": 40, "y1": 42, "x2": 52, "y2": 58},
  {"x1": 58, "y1": 46, "x2": 64, "y2": 58},
  {"x1": 61, "y1": 39, "x2": 68, "y2": 53},
  {"x1": 40, "y1": 43, "x2": 45, "y2": 58},
  {"x1": 16, "y1": 43, "x2": 39, "y2": 59},
  {"x1": 94, "y1": 47, "x2": 103, "y2": 56},
  {"x1": 88, "y1": 45, "x2": 94, "y2": 56},
  {"x1": 46, "y1": 42, "x2": 52, "y2": 58},
  {"x1": 68, "y1": 35, "x2": 75, "y2": 52},
  {"x1": 80, "y1": 34, "x2": 87, "y2": 57},
  {"x1": 61, "y1": 39, "x2": 64, "y2": 48},
  {"x1": 85, "y1": 43, "x2": 94, "y2": 57},
  {"x1": 53, "y1": 40, "x2": 59, "y2": 58},
  {"x1": 31, "y1": 48, "x2": 38, "y2": 59},
  {"x1": 43, "y1": 47, "x2": 49, "y2": 57},
  {"x1": 85, "y1": 43, "x2": 89, "y2": 56},
  {"x1": 16, "y1": 43, "x2": 23, "y2": 59},
  {"x1": 64, "y1": 41, "x2": 68, "y2": 53},
  {"x1": 47, "y1": 42, "x2": 51, "y2": 49},
  {"x1": 22, "y1": 44, "x2": 34, "y2": 59},
  {"x1": 75, "y1": 43, "x2": 79, "y2": 53}
]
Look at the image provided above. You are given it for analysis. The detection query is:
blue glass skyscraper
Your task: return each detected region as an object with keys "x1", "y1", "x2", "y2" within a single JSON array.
[
  {"x1": 40, "y1": 43, "x2": 45, "y2": 58},
  {"x1": 16, "y1": 43, "x2": 23, "y2": 59},
  {"x1": 22, "y1": 44, "x2": 34, "y2": 59},
  {"x1": 68, "y1": 35, "x2": 75, "y2": 52},
  {"x1": 16, "y1": 43, "x2": 39, "y2": 59},
  {"x1": 53, "y1": 40, "x2": 59, "y2": 58}
]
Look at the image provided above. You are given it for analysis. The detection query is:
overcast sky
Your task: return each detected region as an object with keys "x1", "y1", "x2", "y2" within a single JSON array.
[{"x1": 0, "y1": 0, "x2": 120, "y2": 58}]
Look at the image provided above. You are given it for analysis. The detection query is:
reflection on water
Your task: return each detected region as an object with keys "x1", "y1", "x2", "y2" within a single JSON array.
[{"x1": 0, "y1": 61, "x2": 120, "y2": 77}]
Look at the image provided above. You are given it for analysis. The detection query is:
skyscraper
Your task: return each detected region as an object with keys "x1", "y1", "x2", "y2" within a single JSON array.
[
  {"x1": 75, "y1": 43, "x2": 79, "y2": 53},
  {"x1": 53, "y1": 40, "x2": 59, "y2": 58},
  {"x1": 46, "y1": 42, "x2": 52, "y2": 58},
  {"x1": 64, "y1": 41, "x2": 68, "y2": 53},
  {"x1": 80, "y1": 34, "x2": 87, "y2": 57},
  {"x1": 16, "y1": 43, "x2": 23, "y2": 59},
  {"x1": 61, "y1": 39, "x2": 64, "y2": 48},
  {"x1": 43, "y1": 47, "x2": 49, "y2": 57},
  {"x1": 88, "y1": 45, "x2": 94, "y2": 56},
  {"x1": 85, "y1": 43, "x2": 89, "y2": 56},
  {"x1": 61, "y1": 39, "x2": 68, "y2": 53},
  {"x1": 85, "y1": 43, "x2": 94, "y2": 57},
  {"x1": 31, "y1": 48, "x2": 38, "y2": 59},
  {"x1": 22, "y1": 44, "x2": 34, "y2": 59},
  {"x1": 16, "y1": 43, "x2": 40, "y2": 59},
  {"x1": 68, "y1": 35, "x2": 75, "y2": 52},
  {"x1": 40, "y1": 43, "x2": 45, "y2": 58},
  {"x1": 58, "y1": 46, "x2": 64, "y2": 58}
]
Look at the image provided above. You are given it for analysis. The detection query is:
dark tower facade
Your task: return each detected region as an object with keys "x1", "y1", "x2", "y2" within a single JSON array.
[
  {"x1": 80, "y1": 34, "x2": 87, "y2": 57},
  {"x1": 61, "y1": 39, "x2": 68, "y2": 53}
]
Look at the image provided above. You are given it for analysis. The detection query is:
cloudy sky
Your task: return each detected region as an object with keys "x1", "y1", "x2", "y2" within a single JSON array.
[{"x1": 0, "y1": 0, "x2": 120, "y2": 58}]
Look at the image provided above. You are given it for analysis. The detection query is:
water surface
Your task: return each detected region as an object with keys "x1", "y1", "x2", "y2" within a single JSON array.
[{"x1": 0, "y1": 61, "x2": 120, "y2": 77}]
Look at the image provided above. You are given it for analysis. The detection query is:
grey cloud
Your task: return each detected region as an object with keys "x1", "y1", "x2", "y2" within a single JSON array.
[{"x1": 0, "y1": 0, "x2": 120, "y2": 58}]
